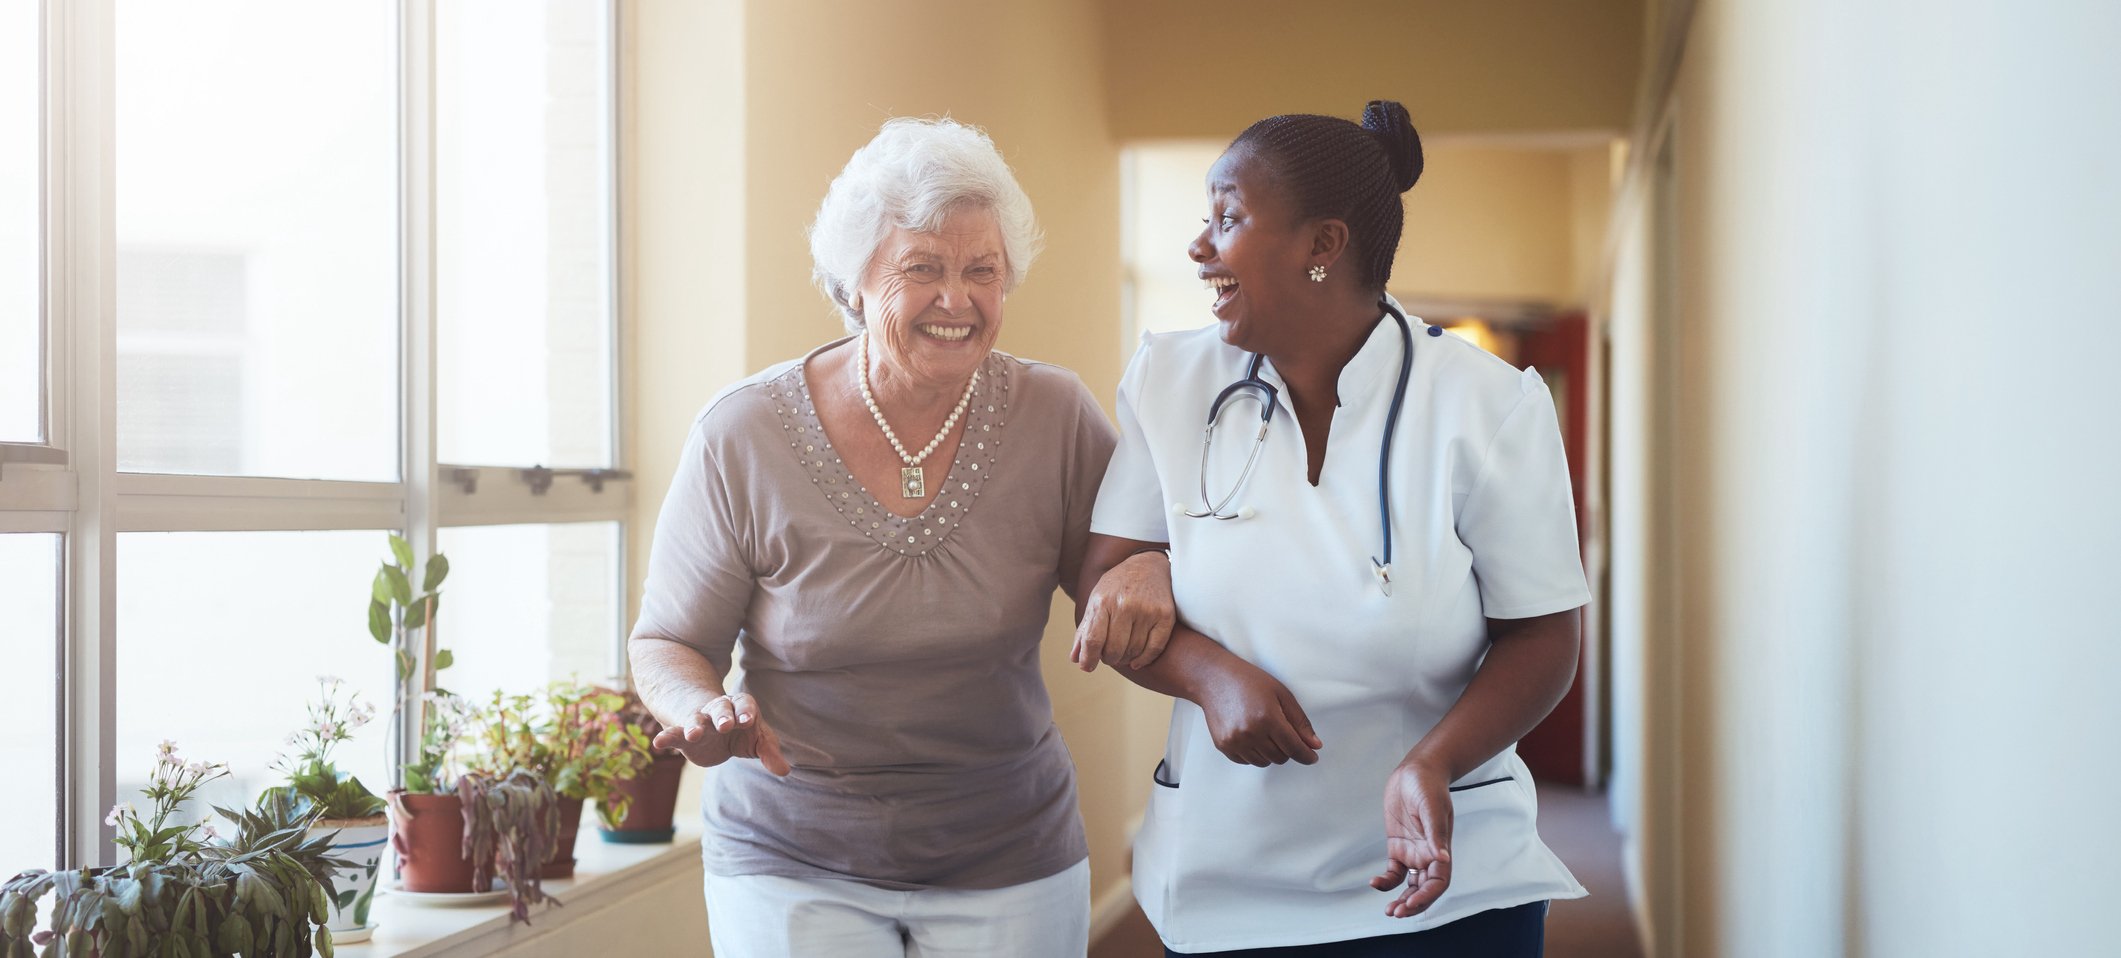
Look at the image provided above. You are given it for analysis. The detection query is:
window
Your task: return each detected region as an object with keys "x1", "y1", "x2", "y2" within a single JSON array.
[
  {"x1": 1, "y1": 0, "x2": 41, "y2": 443},
  {"x1": 0, "y1": 534, "x2": 61, "y2": 871},
  {"x1": 438, "y1": 0, "x2": 616, "y2": 469},
  {"x1": 0, "y1": 1, "x2": 627, "y2": 868},
  {"x1": 115, "y1": 0, "x2": 399, "y2": 481}
]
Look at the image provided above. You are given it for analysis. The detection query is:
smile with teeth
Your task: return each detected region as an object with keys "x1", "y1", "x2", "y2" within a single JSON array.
[
  {"x1": 1204, "y1": 275, "x2": 1239, "y2": 306},
  {"x1": 918, "y1": 323, "x2": 975, "y2": 342}
]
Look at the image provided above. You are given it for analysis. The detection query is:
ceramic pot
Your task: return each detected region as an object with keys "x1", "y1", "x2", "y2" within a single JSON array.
[
  {"x1": 541, "y1": 796, "x2": 585, "y2": 879},
  {"x1": 309, "y1": 816, "x2": 389, "y2": 942},
  {"x1": 387, "y1": 790, "x2": 479, "y2": 893},
  {"x1": 599, "y1": 752, "x2": 685, "y2": 844}
]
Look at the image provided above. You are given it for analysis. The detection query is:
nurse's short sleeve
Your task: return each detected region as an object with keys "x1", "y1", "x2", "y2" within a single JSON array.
[
  {"x1": 1090, "y1": 340, "x2": 1170, "y2": 543},
  {"x1": 629, "y1": 415, "x2": 754, "y2": 676},
  {"x1": 1458, "y1": 370, "x2": 1591, "y2": 619}
]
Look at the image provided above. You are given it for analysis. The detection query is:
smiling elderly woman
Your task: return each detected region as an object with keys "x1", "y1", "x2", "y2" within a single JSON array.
[{"x1": 627, "y1": 118, "x2": 1148, "y2": 958}]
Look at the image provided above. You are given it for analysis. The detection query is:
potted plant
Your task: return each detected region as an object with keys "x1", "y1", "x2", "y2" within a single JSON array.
[
  {"x1": 469, "y1": 684, "x2": 654, "y2": 876},
  {"x1": 386, "y1": 690, "x2": 481, "y2": 895},
  {"x1": 267, "y1": 676, "x2": 388, "y2": 943},
  {"x1": 0, "y1": 743, "x2": 346, "y2": 957},
  {"x1": 598, "y1": 684, "x2": 689, "y2": 845}
]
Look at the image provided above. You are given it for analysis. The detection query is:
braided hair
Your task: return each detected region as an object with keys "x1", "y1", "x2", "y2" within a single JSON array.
[{"x1": 1230, "y1": 100, "x2": 1423, "y2": 289}]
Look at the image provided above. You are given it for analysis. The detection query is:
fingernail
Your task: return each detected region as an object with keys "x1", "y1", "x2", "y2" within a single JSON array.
[{"x1": 736, "y1": 713, "x2": 750, "y2": 723}]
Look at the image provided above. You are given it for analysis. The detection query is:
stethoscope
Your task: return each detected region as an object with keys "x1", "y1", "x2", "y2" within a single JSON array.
[{"x1": 1178, "y1": 300, "x2": 1418, "y2": 596}]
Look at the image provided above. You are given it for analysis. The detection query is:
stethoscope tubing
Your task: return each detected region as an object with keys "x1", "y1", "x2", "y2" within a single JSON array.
[{"x1": 1183, "y1": 300, "x2": 1415, "y2": 594}]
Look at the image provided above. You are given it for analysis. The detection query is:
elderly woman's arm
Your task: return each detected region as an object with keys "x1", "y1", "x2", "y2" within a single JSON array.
[
  {"x1": 630, "y1": 636, "x2": 790, "y2": 776},
  {"x1": 1075, "y1": 533, "x2": 1323, "y2": 766}
]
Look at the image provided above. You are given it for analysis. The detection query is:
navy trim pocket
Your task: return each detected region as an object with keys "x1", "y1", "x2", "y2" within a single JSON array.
[
  {"x1": 1447, "y1": 775, "x2": 1514, "y2": 793},
  {"x1": 1152, "y1": 758, "x2": 1180, "y2": 789}
]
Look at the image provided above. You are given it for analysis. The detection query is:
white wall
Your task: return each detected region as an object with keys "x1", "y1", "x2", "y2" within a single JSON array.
[{"x1": 1604, "y1": 1, "x2": 2121, "y2": 953}]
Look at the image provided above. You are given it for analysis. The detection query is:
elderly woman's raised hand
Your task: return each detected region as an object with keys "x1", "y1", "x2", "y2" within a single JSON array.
[
  {"x1": 651, "y1": 691, "x2": 793, "y2": 776},
  {"x1": 1072, "y1": 550, "x2": 1178, "y2": 672}
]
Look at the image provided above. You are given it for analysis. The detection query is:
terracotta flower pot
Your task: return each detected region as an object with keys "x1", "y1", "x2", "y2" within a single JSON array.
[
  {"x1": 541, "y1": 796, "x2": 585, "y2": 879},
  {"x1": 388, "y1": 790, "x2": 480, "y2": 893},
  {"x1": 599, "y1": 752, "x2": 685, "y2": 844}
]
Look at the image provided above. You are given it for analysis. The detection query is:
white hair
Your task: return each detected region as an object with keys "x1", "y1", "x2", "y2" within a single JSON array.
[{"x1": 809, "y1": 117, "x2": 1043, "y2": 332}]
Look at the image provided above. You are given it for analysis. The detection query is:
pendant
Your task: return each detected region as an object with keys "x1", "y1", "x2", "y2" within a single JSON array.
[{"x1": 900, "y1": 466, "x2": 925, "y2": 499}]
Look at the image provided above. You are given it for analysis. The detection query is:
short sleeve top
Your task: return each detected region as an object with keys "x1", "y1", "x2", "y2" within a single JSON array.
[{"x1": 632, "y1": 342, "x2": 1116, "y2": 890}]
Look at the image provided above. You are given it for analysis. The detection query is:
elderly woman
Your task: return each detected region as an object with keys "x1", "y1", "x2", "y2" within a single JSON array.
[{"x1": 628, "y1": 118, "x2": 1139, "y2": 958}]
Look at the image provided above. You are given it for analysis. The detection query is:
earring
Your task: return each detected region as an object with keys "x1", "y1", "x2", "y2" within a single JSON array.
[
  {"x1": 1308, "y1": 265, "x2": 1327, "y2": 283},
  {"x1": 848, "y1": 291, "x2": 864, "y2": 313}
]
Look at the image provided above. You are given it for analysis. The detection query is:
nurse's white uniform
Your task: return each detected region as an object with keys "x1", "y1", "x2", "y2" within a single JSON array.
[{"x1": 1090, "y1": 310, "x2": 1591, "y2": 953}]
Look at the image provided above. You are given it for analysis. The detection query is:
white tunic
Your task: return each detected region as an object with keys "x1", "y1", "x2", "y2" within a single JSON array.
[{"x1": 1090, "y1": 311, "x2": 1591, "y2": 953}]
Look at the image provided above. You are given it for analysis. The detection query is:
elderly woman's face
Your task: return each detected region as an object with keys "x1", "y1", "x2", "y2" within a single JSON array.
[{"x1": 857, "y1": 205, "x2": 1007, "y2": 390}]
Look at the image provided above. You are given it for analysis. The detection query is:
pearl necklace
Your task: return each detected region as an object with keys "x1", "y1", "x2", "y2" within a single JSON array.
[{"x1": 857, "y1": 331, "x2": 979, "y2": 499}]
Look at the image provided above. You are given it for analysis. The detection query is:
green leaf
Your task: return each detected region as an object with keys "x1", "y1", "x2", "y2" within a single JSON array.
[
  {"x1": 433, "y1": 649, "x2": 454, "y2": 671},
  {"x1": 388, "y1": 534, "x2": 413, "y2": 571},
  {"x1": 382, "y1": 566, "x2": 413, "y2": 606},
  {"x1": 422, "y1": 554, "x2": 449, "y2": 592},
  {"x1": 402, "y1": 598, "x2": 427, "y2": 630},
  {"x1": 367, "y1": 600, "x2": 391, "y2": 644},
  {"x1": 370, "y1": 567, "x2": 394, "y2": 606}
]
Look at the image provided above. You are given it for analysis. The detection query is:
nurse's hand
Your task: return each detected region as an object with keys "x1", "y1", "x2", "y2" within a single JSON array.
[
  {"x1": 651, "y1": 692, "x2": 793, "y2": 777},
  {"x1": 1196, "y1": 658, "x2": 1323, "y2": 766},
  {"x1": 1072, "y1": 550, "x2": 1177, "y2": 672},
  {"x1": 1373, "y1": 759, "x2": 1453, "y2": 917}
]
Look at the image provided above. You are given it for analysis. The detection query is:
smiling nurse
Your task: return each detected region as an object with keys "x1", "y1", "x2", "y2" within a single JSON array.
[{"x1": 1074, "y1": 101, "x2": 1590, "y2": 956}]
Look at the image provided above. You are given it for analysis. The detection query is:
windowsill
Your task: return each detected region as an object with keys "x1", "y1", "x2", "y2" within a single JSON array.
[{"x1": 341, "y1": 823, "x2": 701, "y2": 958}]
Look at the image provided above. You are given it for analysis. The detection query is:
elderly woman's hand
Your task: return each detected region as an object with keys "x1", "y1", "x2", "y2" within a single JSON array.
[
  {"x1": 650, "y1": 691, "x2": 792, "y2": 776},
  {"x1": 1072, "y1": 550, "x2": 1177, "y2": 672}
]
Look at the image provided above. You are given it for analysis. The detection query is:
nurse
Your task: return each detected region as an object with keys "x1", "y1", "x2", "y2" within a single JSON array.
[{"x1": 1075, "y1": 100, "x2": 1589, "y2": 956}]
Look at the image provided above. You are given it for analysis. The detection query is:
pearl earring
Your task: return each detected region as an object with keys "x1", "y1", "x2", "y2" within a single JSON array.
[
  {"x1": 1308, "y1": 265, "x2": 1327, "y2": 283},
  {"x1": 849, "y1": 291, "x2": 864, "y2": 313}
]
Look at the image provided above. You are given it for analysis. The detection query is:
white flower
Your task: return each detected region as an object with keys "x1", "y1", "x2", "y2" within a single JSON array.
[
  {"x1": 316, "y1": 674, "x2": 344, "y2": 688},
  {"x1": 197, "y1": 823, "x2": 218, "y2": 841},
  {"x1": 155, "y1": 739, "x2": 177, "y2": 756},
  {"x1": 105, "y1": 802, "x2": 133, "y2": 826},
  {"x1": 184, "y1": 761, "x2": 208, "y2": 776}
]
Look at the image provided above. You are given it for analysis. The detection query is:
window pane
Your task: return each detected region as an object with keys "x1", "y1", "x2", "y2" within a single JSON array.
[
  {"x1": 115, "y1": 1, "x2": 398, "y2": 480},
  {"x1": 0, "y1": 1, "x2": 39, "y2": 442},
  {"x1": 436, "y1": 522, "x2": 620, "y2": 700},
  {"x1": 437, "y1": 0, "x2": 615, "y2": 468},
  {"x1": 0, "y1": 534, "x2": 60, "y2": 870},
  {"x1": 117, "y1": 531, "x2": 395, "y2": 827}
]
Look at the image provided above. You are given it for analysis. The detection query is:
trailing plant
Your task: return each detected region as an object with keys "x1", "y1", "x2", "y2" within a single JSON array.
[
  {"x1": 0, "y1": 745, "x2": 348, "y2": 958},
  {"x1": 267, "y1": 675, "x2": 386, "y2": 821},
  {"x1": 458, "y1": 770, "x2": 562, "y2": 924},
  {"x1": 466, "y1": 684, "x2": 655, "y2": 830},
  {"x1": 368, "y1": 533, "x2": 454, "y2": 791}
]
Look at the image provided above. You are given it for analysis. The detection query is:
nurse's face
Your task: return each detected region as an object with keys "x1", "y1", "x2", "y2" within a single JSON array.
[{"x1": 1189, "y1": 146, "x2": 1319, "y2": 354}]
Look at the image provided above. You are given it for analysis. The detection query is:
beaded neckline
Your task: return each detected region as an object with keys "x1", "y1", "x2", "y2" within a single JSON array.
[{"x1": 769, "y1": 350, "x2": 1013, "y2": 558}]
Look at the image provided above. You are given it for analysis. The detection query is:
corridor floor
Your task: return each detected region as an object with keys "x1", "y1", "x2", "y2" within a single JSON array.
[{"x1": 1090, "y1": 784, "x2": 1643, "y2": 957}]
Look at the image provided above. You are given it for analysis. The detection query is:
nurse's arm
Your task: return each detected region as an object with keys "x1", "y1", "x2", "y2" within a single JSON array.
[
  {"x1": 1075, "y1": 533, "x2": 1324, "y2": 767},
  {"x1": 1401, "y1": 608, "x2": 1582, "y2": 780}
]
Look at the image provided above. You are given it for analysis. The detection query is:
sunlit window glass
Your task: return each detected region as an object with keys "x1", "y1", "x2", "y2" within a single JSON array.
[
  {"x1": 1, "y1": 0, "x2": 41, "y2": 443},
  {"x1": 117, "y1": 531, "x2": 395, "y2": 825},
  {"x1": 435, "y1": 522, "x2": 621, "y2": 701},
  {"x1": 115, "y1": 1, "x2": 398, "y2": 480},
  {"x1": 0, "y1": 534, "x2": 61, "y2": 870},
  {"x1": 437, "y1": 0, "x2": 615, "y2": 468}
]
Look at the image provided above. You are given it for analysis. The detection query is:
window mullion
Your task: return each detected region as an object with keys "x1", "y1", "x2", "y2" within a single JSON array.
[
  {"x1": 397, "y1": 0, "x2": 440, "y2": 792},
  {"x1": 58, "y1": 0, "x2": 118, "y2": 870}
]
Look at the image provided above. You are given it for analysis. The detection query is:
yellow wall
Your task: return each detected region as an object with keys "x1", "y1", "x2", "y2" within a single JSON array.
[{"x1": 1102, "y1": 0, "x2": 1644, "y2": 140}]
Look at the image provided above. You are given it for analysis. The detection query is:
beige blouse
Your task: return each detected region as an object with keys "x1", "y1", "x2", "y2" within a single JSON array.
[{"x1": 631, "y1": 341, "x2": 1116, "y2": 889}]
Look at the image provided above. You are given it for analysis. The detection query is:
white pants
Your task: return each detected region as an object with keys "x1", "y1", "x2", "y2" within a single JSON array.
[{"x1": 702, "y1": 858, "x2": 1090, "y2": 958}]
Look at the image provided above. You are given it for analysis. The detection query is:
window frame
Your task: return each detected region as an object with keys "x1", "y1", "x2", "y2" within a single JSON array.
[{"x1": 0, "y1": 0, "x2": 631, "y2": 869}]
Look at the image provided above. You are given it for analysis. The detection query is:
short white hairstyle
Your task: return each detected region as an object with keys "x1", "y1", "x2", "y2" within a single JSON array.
[{"x1": 809, "y1": 117, "x2": 1043, "y2": 332}]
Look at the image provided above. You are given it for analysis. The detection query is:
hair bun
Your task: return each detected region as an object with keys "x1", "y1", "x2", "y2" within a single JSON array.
[{"x1": 1361, "y1": 100, "x2": 1423, "y2": 192}]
